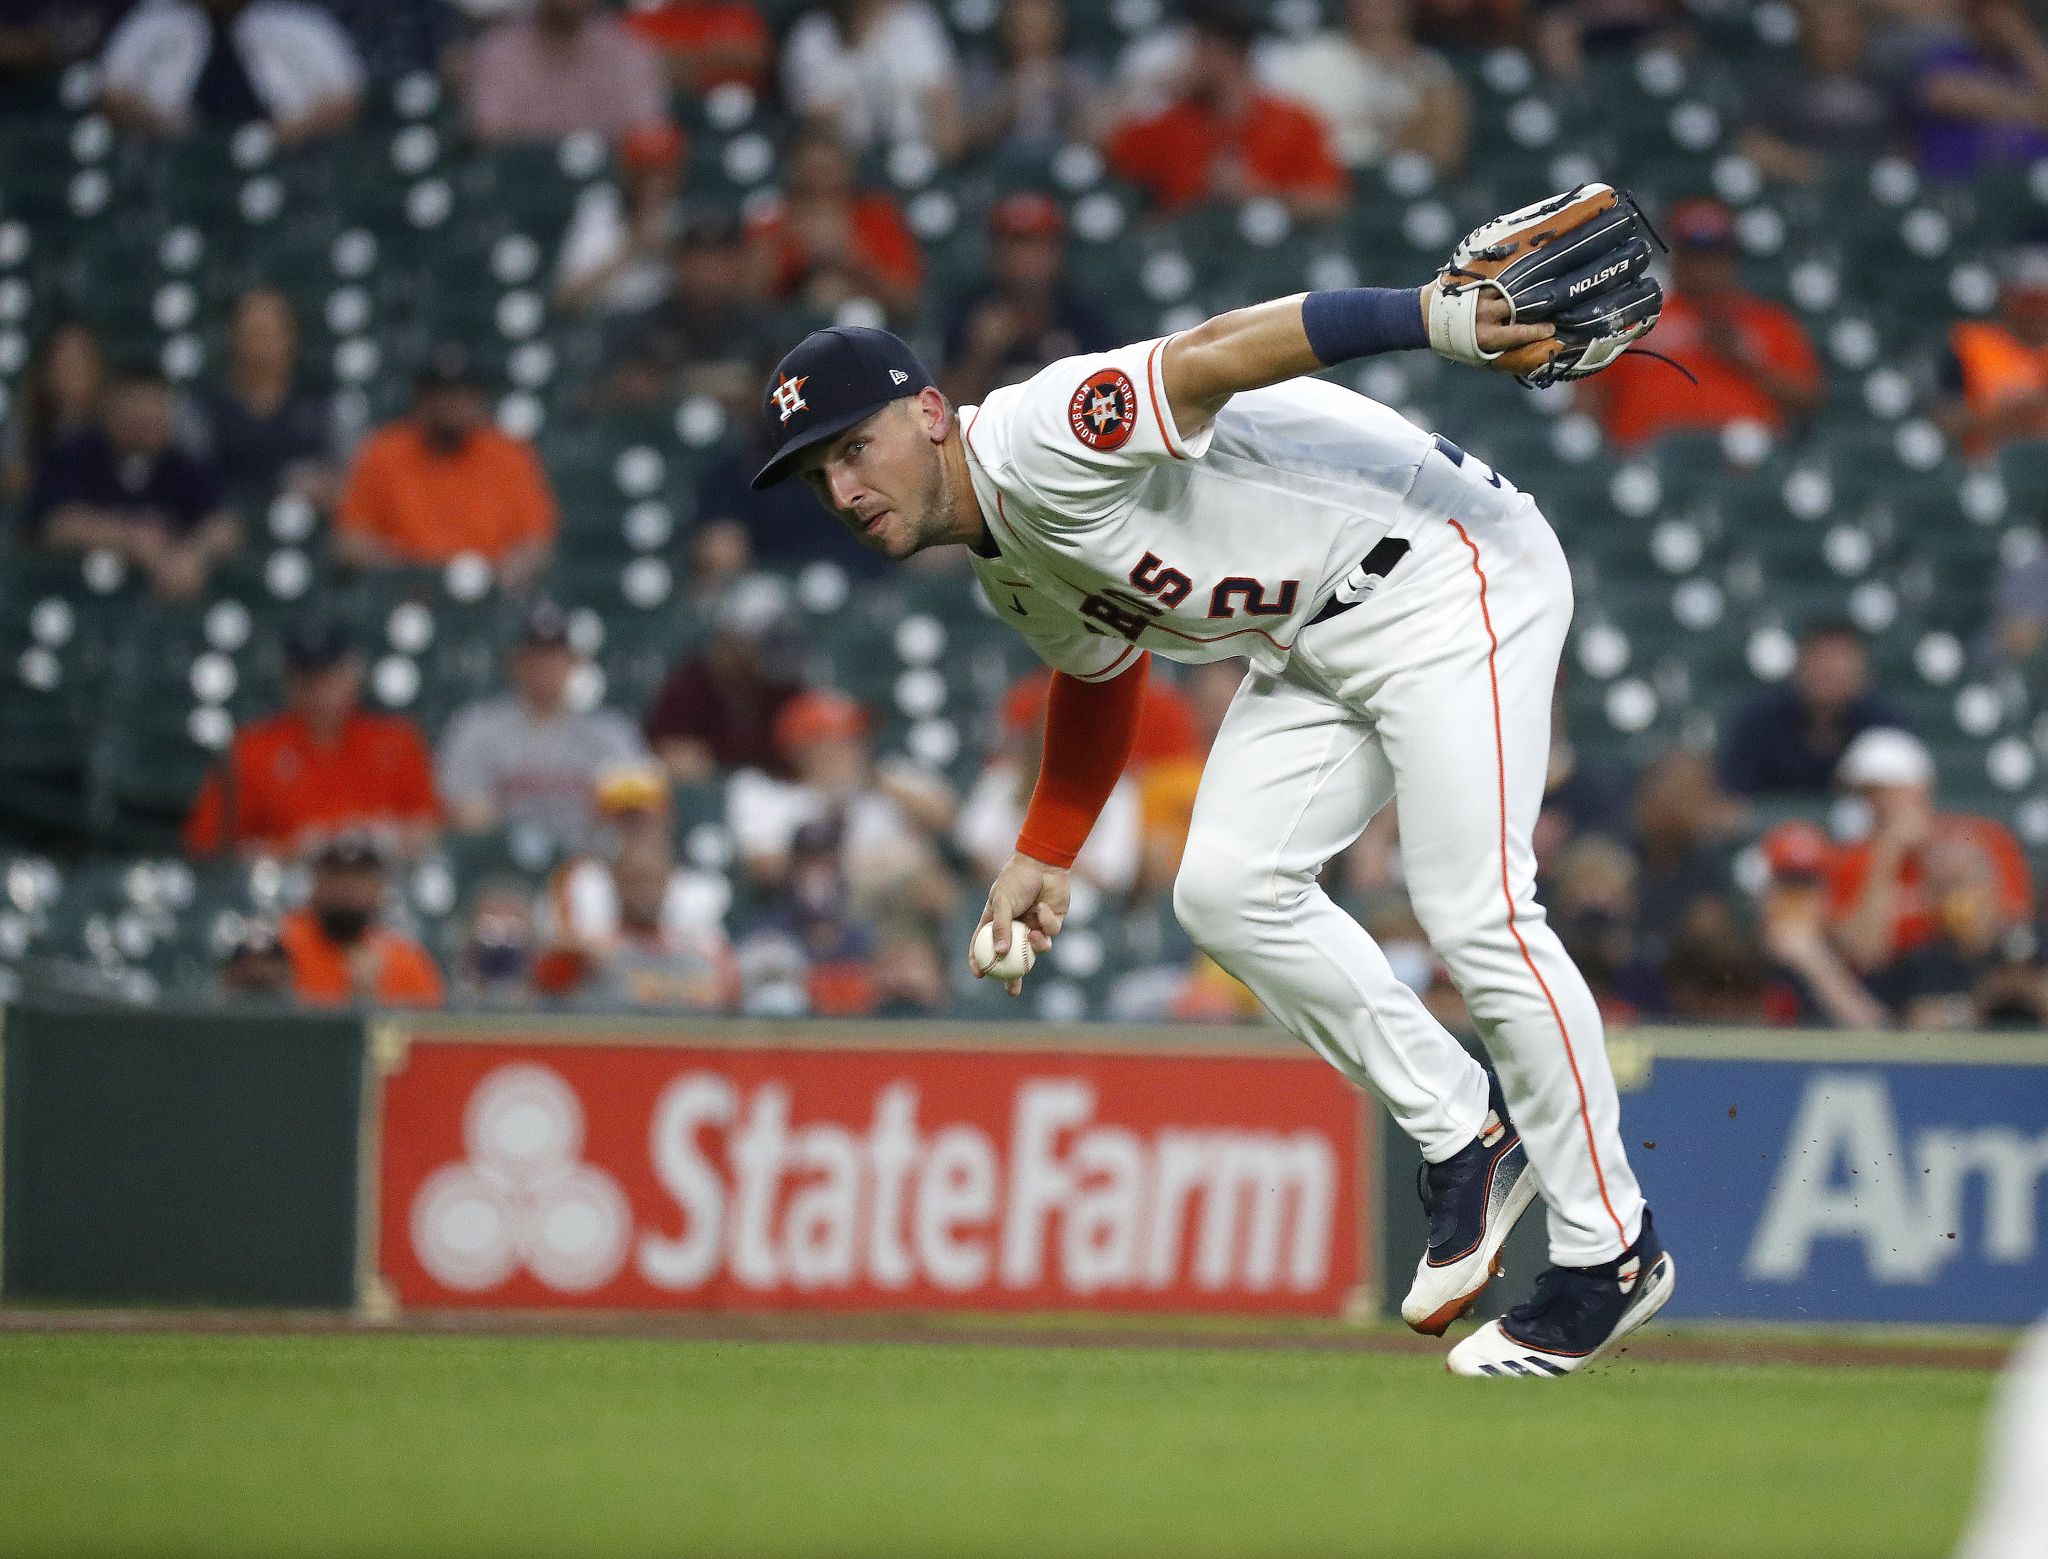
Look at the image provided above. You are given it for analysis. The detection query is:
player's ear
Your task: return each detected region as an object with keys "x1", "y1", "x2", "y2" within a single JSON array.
[{"x1": 915, "y1": 387, "x2": 950, "y2": 444}]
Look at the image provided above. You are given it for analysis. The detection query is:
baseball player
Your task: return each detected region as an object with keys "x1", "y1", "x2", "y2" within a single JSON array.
[{"x1": 751, "y1": 188, "x2": 1674, "y2": 1375}]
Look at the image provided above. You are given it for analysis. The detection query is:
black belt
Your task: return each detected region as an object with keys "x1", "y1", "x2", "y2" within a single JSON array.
[
  {"x1": 1305, "y1": 437, "x2": 1477, "y2": 626},
  {"x1": 1307, "y1": 536, "x2": 1413, "y2": 625}
]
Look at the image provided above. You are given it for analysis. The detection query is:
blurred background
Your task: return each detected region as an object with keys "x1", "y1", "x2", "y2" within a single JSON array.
[{"x1": 4, "y1": 0, "x2": 2048, "y2": 1038}]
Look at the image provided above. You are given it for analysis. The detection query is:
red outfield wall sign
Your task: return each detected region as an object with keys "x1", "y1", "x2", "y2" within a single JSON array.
[{"x1": 375, "y1": 1040, "x2": 1369, "y2": 1314}]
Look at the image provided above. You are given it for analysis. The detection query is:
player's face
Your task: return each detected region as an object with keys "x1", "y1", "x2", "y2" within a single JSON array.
[{"x1": 798, "y1": 400, "x2": 949, "y2": 560}]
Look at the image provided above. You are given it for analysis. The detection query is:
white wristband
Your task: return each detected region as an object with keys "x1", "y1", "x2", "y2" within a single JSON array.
[{"x1": 1427, "y1": 280, "x2": 1510, "y2": 367}]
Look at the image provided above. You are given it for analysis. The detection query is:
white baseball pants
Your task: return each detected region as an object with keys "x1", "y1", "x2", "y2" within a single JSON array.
[{"x1": 1173, "y1": 471, "x2": 1646, "y2": 1267}]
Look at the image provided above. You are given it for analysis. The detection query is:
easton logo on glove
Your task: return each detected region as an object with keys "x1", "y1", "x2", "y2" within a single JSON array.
[{"x1": 1427, "y1": 183, "x2": 1675, "y2": 389}]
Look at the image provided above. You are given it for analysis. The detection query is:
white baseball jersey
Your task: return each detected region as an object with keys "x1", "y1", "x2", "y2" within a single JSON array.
[
  {"x1": 954, "y1": 331, "x2": 1652, "y2": 1278},
  {"x1": 960, "y1": 335, "x2": 1443, "y2": 679}
]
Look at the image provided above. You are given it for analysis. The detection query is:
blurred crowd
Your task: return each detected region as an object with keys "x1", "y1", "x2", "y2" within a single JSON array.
[{"x1": 8, "y1": 0, "x2": 2048, "y2": 1028}]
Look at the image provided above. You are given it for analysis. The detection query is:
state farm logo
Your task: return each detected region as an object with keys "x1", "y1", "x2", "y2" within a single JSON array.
[
  {"x1": 409, "y1": 1064, "x2": 631, "y2": 1293},
  {"x1": 382, "y1": 1050, "x2": 1364, "y2": 1313}
]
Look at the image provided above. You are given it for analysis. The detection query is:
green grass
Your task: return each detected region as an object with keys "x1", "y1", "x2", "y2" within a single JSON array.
[{"x1": 0, "y1": 1332, "x2": 1992, "y2": 1558}]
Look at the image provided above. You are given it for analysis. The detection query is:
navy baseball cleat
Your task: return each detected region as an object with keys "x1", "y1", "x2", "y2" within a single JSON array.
[
  {"x1": 1400, "y1": 1071, "x2": 1539, "y2": 1336},
  {"x1": 1446, "y1": 1209, "x2": 1676, "y2": 1377}
]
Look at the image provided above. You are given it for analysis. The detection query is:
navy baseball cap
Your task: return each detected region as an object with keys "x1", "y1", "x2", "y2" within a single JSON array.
[
  {"x1": 283, "y1": 615, "x2": 356, "y2": 671},
  {"x1": 751, "y1": 326, "x2": 934, "y2": 490}
]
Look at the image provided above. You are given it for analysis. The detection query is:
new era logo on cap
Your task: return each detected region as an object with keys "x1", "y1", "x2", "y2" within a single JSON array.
[{"x1": 751, "y1": 327, "x2": 936, "y2": 489}]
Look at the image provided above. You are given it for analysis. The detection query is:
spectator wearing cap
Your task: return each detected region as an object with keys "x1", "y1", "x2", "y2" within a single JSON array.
[
  {"x1": 957, "y1": 670, "x2": 1144, "y2": 897},
  {"x1": 1755, "y1": 820, "x2": 1888, "y2": 1027},
  {"x1": 1719, "y1": 620, "x2": 1912, "y2": 798},
  {"x1": 98, "y1": 0, "x2": 364, "y2": 143},
  {"x1": 555, "y1": 123, "x2": 692, "y2": 319},
  {"x1": 179, "y1": 286, "x2": 340, "y2": 510},
  {"x1": 737, "y1": 815, "x2": 881, "y2": 1015},
  {"x1": 184, "y1": 618, "x2": 441, "y2": 857},
  {"x1": 279, "y1": 834, "x2": 445, "y2": 1008},
  {"x1": 1739, "y1": 0, "x2": 1894, "y2": 185},
  {"x1": 938, "y1": 194, "x2": 1119, "y2": 407},
  {"x1": 963, "y1": 0, "x2": 1108, "y2": 157},
  {"x1": 21, "y1": 364, "x2": 242, "y2": 602},
  {"x1": 437, "y1": 599, "x2": 650, "y2": 852},
  {"x1": 468, "y1": 0, "x2": 667, "y2": 143},
  {"x1": 627, "y1": 0, "x2": 771, "y2": 92},
  {"x1": 726, "y1": 688, "x2": 957, "y2": 912},
  {"x1": 592, "y1": 211, "x2": 778, "y2": 417},
  {"x1": 781, "y1": 0, "x2": 965, "y2": 161},
  {"x1": 644, "y1": 579, "x2": 810, "y2": 781},
  {"x1": 333, "y1": 346, "x2": 556, "y2": 587},
  {"x1": 1905, "y1": 0, "x2": 2048, "y2": 182},
  {"x1": 1827, "y1": 726, "x2": 2035, "y2": 974},
  {"x1": 745, "y1": 131, "x2": 925, "y2": 320},
  {"x1": 536, "y1": 764, "x2": 738, "y2": 1010},
  {"x1": 1940, "y1": 242, "x2": 2048, "y2": 459},
  {"x1": 1578, "y1": 197, "x2": 1824, "y2": 450},
  {"x1": 1259, "y1": 0, "x2": 1470, "y2": 174},
  {"x1": 1105, "y1": 0, "x2": 1350, "y2": 219}
]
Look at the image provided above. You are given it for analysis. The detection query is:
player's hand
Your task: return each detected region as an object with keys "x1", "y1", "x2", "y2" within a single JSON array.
[
  {"x1": 1422, "y1": 280, "x2": 1557, "y2": 363},
  {"x1": 973, "y1": 851, "x2": 1069, "y2": 996}
]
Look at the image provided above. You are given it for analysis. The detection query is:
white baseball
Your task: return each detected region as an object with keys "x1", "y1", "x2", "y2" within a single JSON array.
[{"x1": 971, "y1": 921, "x2": 1036, "y2": 982}]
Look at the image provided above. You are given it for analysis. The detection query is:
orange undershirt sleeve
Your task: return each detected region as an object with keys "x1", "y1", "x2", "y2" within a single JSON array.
[{"x1": 1016, "y1": 652, "x2": 1150, "y2": 869}]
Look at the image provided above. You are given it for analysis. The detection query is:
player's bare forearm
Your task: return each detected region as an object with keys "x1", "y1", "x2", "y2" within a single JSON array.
[{"x1": 1161, "y1": 289, "x2": 1550, "y2": 436}]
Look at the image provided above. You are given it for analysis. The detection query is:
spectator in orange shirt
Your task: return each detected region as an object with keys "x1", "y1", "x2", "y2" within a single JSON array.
[
  {"x1": 1105, "y1": 0, "x2": 1350, "y2": 219},
  {"x1": 746, "y1": 130, "x2": 924, "y2": 319},
  {"x1": 1826, "y1": 727, "x2": 2035, "y2": 973},
  {"x1": 279, "y1": 834, "x2": 445, "y2": 1008},
  {"x1": 1579, "y1": 197, "x2": 1824, "y2": 449},
  {"x1": 184, "y1": 617, "x2": 441, "y2": 858},
  {"x1": 1939, "y1": 242, "x2": 2048, "y2": 459},
  {"x1": 333, "y1": 345, "x2": 556, "y2": 588}
]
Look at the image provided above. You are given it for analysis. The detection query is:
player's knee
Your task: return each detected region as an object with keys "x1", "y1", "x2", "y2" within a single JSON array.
[
  {"x1": 1171, "y1": 848, "x2": 1264, "y2": 952},
  {"x1": 1409, "y1": 888, "x2": 1516, "y2": 977}
]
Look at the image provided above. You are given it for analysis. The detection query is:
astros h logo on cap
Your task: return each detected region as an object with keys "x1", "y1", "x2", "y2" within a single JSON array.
[{"x1": 772, "y1": 373, "x2": 810, "y2": 424}]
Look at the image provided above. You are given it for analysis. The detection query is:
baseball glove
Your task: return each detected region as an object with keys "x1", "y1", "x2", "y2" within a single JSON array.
[{"x1": 1426, "y1": 183, "x2": 1668, "y2": 389}]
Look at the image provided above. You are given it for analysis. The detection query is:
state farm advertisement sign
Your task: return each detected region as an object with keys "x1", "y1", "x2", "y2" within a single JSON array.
[{"x1": 377, "y1": 1041, "x2": 1368, "y2": 1314}]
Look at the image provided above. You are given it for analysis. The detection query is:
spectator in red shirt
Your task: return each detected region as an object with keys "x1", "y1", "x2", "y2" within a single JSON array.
[
  {"x1": 184, "y1": 617, "x2": 441, "y2": 858},
  {"x1": 746, "y1": 130, "x2": 924, "y2": 318},
  {"x1": 1579, "y1": 197, "x2": 1824, "y2": 449},
  {"x1": 626, "y1": 0, "x2": 771, "y2": 93},
  {"x1": 644, "y1": 583, "x2": 806, "y2": 783},
  {"x1": 1106, "y1": 0, "x2": 1349, "y2": 219},
  {"x1": 1826, "y1": 727, "x2": 2035, "y2": 974}
]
